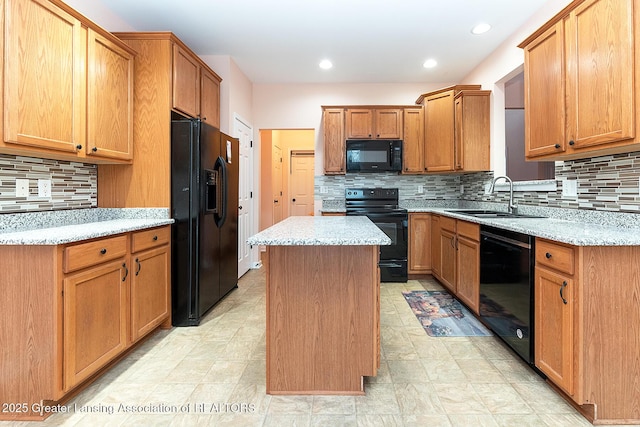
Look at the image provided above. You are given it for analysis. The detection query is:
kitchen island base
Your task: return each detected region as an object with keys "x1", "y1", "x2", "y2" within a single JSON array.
[{"x1": 265, "y1": 245, "x2": 380, "y2": 395}]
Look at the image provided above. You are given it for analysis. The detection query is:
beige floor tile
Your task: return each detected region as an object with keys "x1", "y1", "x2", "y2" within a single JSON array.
[
  {"x1": 239, "y1": 359, "x2": 267, "y2": 385},
  {"x1": 403, "y1": 414, "x2": 453, "y2": 426},
  {"x1": 433, "y1": 382, "x2": 491, "y2": 415},
  {"x1": 387, "y1": 359, "x2": 430, "y2": 383},
  {"x1": 202, "y1": 360, "x2": 248, "y2": 383},
  {"x1": 356, "y1": 414, "x2": 404, "y2": 426},
  {"x1": 492, "y1": 413, "x2": 547, "y2": 426},
  {"x1": 421, "y1": 358, "x2": 468, "y2": 383},
  {"x1": 263, "y1": 414, "x2": 311, "y2": 427},
  {"x1": 394, "y1": 383, "x2": 444, "y2": 414},
  {"x1": 511, "y1": 381, "x2": 575, "y2": 414},
  {"x1": 164, "y1": 359, "x2": 216, "y2": 383},
  {"x1": 267, "y1": 395, "x2": 313, "y2": 415},
  {"x1": 472, "y1": 383, "x2": 534, "y2": 415},
  {"x1": 447, "y1": 414, "x2": 499, "y2": 426},
  {"x1": 311, "y1": 414, "x2": 357, "y2": 427},
  {"x1": 311, "y1": 396, "x2": 356, "y2": 415},
  {"x1": 188, "y1": 383, "x2": 236, "y2": 405},
  {"x1": 381, "y1": 344, "x2": 419, "y2": 360},
  {"x1": 457, "y1": 358, "x2": 506, "y2": 383},
  {"x1": 354, "y1": 383, "x2": 401, "y2": 415}
]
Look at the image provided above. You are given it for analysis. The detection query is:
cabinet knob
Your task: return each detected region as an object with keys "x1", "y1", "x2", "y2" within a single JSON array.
[
  {"x1": 545, "y1": 252, "x2": 552, "y2": 259},
  {"x1": 569, "y1": 140, "x2": 575, "y2": 146},
  {"x1": 202, "y1": 117, "x2": 207, "y2": 121},
  {"x1": 100, "y1": 248, "x2": 107, "y2": 255},
  {"x1": 76, "y1": 144, "x2": 82, "y2": 150},
  {"x1": 153, "y1": 235, "x2": 158, "y2": 241},
  {"x1": 554, "y1": 144, "x2": 561, "y2": 149},
  {"x1": 92, "y1": 147, "x2": 98, "y2": 152}
]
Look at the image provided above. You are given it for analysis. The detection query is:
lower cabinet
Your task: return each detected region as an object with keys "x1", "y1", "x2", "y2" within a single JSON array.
[
  {"x1": 431, "y1": 215, "x2": 480, "y2": 314},
  {"x1": 63, "y1": 259, "x2": 129, "y2": 391},
  {"x1": 408, "y1": 213, "x2": 431, "y2": 274},
  {"x1": 0, "y1": 225, "x2": 171, "y2": 421}
]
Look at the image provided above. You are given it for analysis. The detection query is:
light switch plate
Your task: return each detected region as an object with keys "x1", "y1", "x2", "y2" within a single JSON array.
[
  {"x1": 15, "y1": 178, "x2": 29, "y2": 197},
  {"x1": 38, "y1": 179, "x2": 52, "y2": 198}
]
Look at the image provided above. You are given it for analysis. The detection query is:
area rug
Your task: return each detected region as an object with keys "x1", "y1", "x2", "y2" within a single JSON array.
[{"x1": 402, "y1": 290, "x2": 492, "y2": 337}]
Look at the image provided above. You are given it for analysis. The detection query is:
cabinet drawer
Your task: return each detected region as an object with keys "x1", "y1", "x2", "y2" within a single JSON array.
[
  {"x1": 64, "y1": 235, "x2": 128, "y2": 273},
  {"x1": 440, "y1": 216, "x2": 456, "y2": 232},
  {"x1": 457, "y1": 220, "x2": 479, "y2": 241},
  {"x1": 131, "y1": 226, "x2": 170, "y2": 253},
  {"x1": 536, "y1": 239, "x2": 575, "y2": 275}
]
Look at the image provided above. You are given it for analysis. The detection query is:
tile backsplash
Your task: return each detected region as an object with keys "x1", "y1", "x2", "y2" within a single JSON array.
[
  {"x1": 0, "y1": 154, "x2": 97, "y2": 213},
  {"x1": 318, "y1": 152, "x2": 640, "y2": 214}
]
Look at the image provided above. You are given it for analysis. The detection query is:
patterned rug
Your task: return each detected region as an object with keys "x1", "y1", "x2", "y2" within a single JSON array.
[{"x1": 402, "y1": 290, "x2": 492, "y2": 337}]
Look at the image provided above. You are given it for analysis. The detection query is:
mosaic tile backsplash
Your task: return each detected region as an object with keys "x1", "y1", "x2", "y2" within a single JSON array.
[
  {"x1": 318, "y1": 152, "x2": 640, "y2": 214},
  {"x1": 0, "y1": 154, "x2": 97, "y2": 213}
]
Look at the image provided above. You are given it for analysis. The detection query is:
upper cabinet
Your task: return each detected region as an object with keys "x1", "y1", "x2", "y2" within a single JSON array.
[
  {"x1": 322, "y1": 107, "x2": 345, "y2": 175},
  {"x1": 402, "y1": 107, "x2": 424, "y2": 174},
  {"x1": 345, "y1": 108, "x2": 403, "y2": 139},
  {"x1": 1, "y1": 0, "x2": 135, "y2": 163},
  {"x1": 98, "y1": 32, "x2": 222, "y2": 208},
  {"x1": 520, "y1": 0, "x2": 639, "y2": 161},
  {"x1": 416, "y1": 85, "x2": 490, "y2": 172}
]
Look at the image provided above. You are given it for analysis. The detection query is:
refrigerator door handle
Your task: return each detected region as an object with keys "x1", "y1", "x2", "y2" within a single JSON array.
[{"x1": 214, "y1": 156, "x2": 228, "y2": 228}]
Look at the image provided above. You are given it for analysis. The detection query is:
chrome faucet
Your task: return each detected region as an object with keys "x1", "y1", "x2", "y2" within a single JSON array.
[{"x1": 489, "y1": 175, "x2": 517, "y2": 214}]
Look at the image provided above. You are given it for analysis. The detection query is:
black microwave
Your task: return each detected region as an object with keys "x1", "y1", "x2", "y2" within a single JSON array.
[{"x1": 346, "y1": 140, "x2": 402, "y2": 173}]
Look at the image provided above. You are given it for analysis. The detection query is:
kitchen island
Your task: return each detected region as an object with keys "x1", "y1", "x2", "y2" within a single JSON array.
[{"x1": 248, "y1": 216, "x2": 390, "y2": 395}]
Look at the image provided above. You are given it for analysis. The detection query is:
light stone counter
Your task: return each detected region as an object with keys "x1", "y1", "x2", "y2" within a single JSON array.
[
  {"x1": 0, "y1": 208, "x2": 173, "y2": 245},
  {"x1": 248, "y1": 216, "x2": 391, "y2": 246}
]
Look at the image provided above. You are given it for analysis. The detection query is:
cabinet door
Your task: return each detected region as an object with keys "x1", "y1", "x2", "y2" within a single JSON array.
[
  {"x1": 323, "y1": 108, "x2": 345, "y2": 174},
  {"x1": 408, "y1": 213, "x2": 431, "y2": 274},
  {"x1": 374, "y1": 109, "x2": 402, "y2": 139},
  {"x1": 431, "y1": 215, "x2": 441, "y2": 278},
  {"x1": 424, "y1": 91, "x2": 455, "y2": 171},
  {"x1": 131, "y1": 246, "x2": 170, "y2": 343},
  {"x1": 535, "y1": 266, "x2": 575, "y2": 396},
  {"x1": 63, "y1": 259, "x2": 128, "y2": 390},
  {"x1": 345, "y1": 109, "x2": 373, "y2": 139},
  {"x1": 402, "y1": 107, "x2": 424, "y2": 173},
  {"x1": 523, "y1": 21, "x2": 566, "y2": 158},
  {"x1": 566, "y1": 0, "x2": 635, "y2": 149},
  {"x1": 456, "y1": 235, "x2": 480, "y2": 313},
  {"x1": 86, "y1": 29, "x2": 134, "y2": 161},
  {"x1": 439, "y1": 228, "x2": 457, "y2": 293},
  {"x1": 200, "y1": 68, "x2": 221, "y2": 127},
  {"x1": 4, "y1": 0, "x2": 83, "y2": 153},
  {"x1": 172, "y1": 44, "x2": 200, "y2": 117}
]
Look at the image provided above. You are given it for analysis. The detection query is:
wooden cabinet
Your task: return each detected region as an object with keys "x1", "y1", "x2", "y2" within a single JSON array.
[
  {"x1": 0, "y1": 226, "x2": 172, "y2": 420},
  {"x1": 417, "y1": 85, "x2": 489, "y2": 172},
  {"x1": 402, "y1": 107, "x2": 424, "y2": 173},
  {"x1": 322, "y1": 107, "x2": 345, "y2": 174},
  {"x1": 520, "y1": 0, "x2": 640, "y2": 161},
  {"x1": 439, "y1": 216, "x2": 457, "y2": 293},
  {"x1": 431, "y1": 215, "x2": 480, "y2": 313},
  {"x1": 408, "y1": 213, "x2": 431, "y2": 274},
  {"x1": 130, "y1": 227, "x2": 171, "y2": 343},
  {"x1": 63, "y1": 259, "x2": 128, "y2": 390},
  {"x1": 455, "y1": 221, "x2": 480, "y2": 314},
  {"x1": 98, "y1": 32, "x2": 222, "y2": 208},
  {"x1": 345, "y1": 108, "x2": 402, "y2": 139},
  {"x1": 1, "y1": 0, "x2": 135, "y2": 164},
  {"x1": 533, "y1": 238, "x2": 640, "y2": 424}
]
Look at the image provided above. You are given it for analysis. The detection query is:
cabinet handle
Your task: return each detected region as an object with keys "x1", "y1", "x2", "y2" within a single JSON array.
[
  {"x1": 100, "y1": 248, "x2": 107, "y2": 255},
  {"x1": 76, "y1": 144, "x2": 82, "y2": 150},
  {"x1": 92, "y1": 147, "x2": 98, "y2": 152},
  {"x1": 122, "y1": 263, "x2": 129, "y2": 282},
  {"x1": 135, "y1": 258, "x2": 141, "y2": 276},
  {"x1": 554, "y1": 144, "x2": 561, "y2": 149},
  {"x1": 560, "y1": 280, "x2": 568, "y2": 304},
  {"x1": 569, "y1": 140, "x2": 575, "y2": 146},
  {"x1": 202, "y1": 117, "x2": 207, "y2": 121},
  {"x1": 545, "y1": 252, "x2": 552, "y2": 259},
  {"x1": 153, "y1": 235, "x2": 158, "y2": 241}
]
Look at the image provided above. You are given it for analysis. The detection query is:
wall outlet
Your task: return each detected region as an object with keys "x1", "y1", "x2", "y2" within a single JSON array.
[
  {"x1": 38, "y1": 179, "x2": 52, "y2": 198},
  {"x1": 320, "y1": 186, "x2": 328, "y2": 194},
  {"x1": 562, "y1": 179, "x2": 578, "y2": 198},
  {"x1": 417, "y1": 185, "x2": 424, "y2": 194},
  {"x1": 460, "y1": 184, "x2": 464, "y2": 194},
  {"x1": 15, "y1": 178, "x2": 29, "y2": 197}
]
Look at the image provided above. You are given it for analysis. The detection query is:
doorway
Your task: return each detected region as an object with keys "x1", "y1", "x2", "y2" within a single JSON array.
[
  {"x1": 234, "y1": 115, "x2": 254, "y2": 278},
  {"x1": 259, "y1": 129, "x2": 315, "y2": 231}
]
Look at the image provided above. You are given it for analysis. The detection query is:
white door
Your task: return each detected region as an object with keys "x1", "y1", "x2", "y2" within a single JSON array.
[
  {"x1": 234, "y1": 116, "x2": 253, "y2": 278},
  {"x1": 290, "y1": 151, "x2": 315, "y2": 216}
]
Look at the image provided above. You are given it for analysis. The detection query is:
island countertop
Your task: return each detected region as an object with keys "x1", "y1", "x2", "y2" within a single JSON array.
[{"x1": 248, "y1": 216, "x2": 391, "y2": 246}]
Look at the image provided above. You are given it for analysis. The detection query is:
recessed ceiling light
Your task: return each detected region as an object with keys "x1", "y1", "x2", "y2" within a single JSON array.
[
  {"x1": 423, "y1": 59, "x2": 437, "y2": 69},
  {"x1": 471, "y1": 23, "x2": 491, "y2": 35},
  {"x1": 319, "y1": 59, "x2": 333, "y2": 70}
]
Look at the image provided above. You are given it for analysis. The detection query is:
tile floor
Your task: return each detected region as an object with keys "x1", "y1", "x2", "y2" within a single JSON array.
[{"x1": 4, "y1": 269, "x2": 605, "y2": 426}]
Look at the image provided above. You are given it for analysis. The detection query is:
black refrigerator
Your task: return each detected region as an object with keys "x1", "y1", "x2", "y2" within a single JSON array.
[{"x1": 171, "y1": 118, "x2": 239, "y2": 326}]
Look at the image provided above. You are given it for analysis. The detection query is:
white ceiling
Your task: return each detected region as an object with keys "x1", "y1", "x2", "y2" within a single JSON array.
[{"x1": 96, "y1": 0, "x2": 550, "y2": 84}]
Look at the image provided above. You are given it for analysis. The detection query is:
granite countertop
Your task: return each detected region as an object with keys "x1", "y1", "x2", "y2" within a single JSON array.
[
  {"x1": 0, "y1": 208, "x2": 174, "y2": 245},
  {"x1": 419, "y1": 207, "x2": 640, "y2": 246},
  {"x1": 248, "y1": 216, "x2": 391, "y2": 246}
]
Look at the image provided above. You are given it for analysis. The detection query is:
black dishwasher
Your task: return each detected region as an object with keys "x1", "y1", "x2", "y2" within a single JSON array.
[{"x1": 479, "y1": 225, "x2": 534, "y2": 365}]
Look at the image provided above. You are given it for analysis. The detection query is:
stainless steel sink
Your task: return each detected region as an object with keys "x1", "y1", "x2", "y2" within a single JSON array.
[{"x1": 446, "y1": 209, "x2": 545, "y2": 219}]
